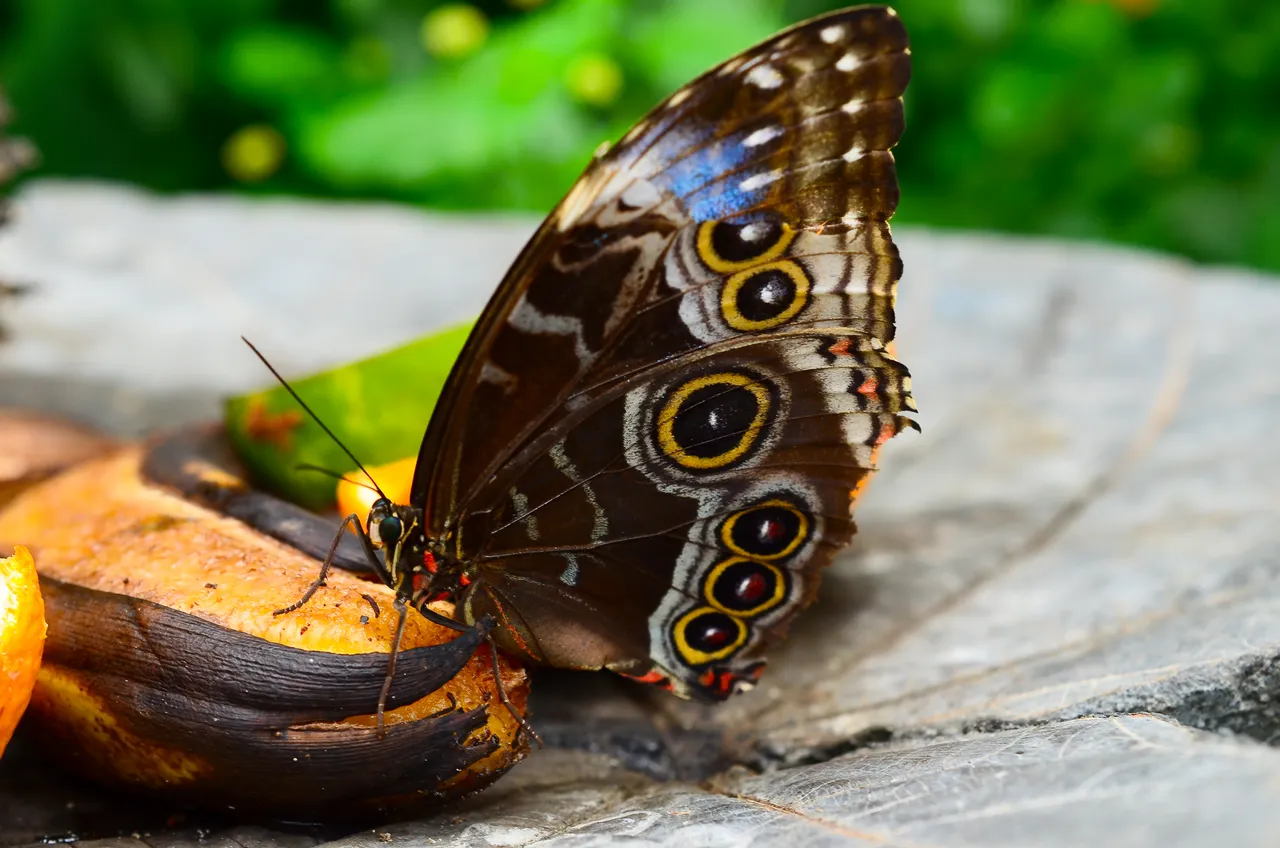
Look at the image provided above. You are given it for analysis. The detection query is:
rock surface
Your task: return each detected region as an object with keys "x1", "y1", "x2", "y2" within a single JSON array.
[{"x1": 2, "y1": 181, "x2": 1279, "y2": 847}]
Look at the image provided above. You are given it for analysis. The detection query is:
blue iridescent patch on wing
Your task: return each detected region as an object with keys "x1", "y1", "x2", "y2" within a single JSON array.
[{"x1": 635, "y1": 120, "x2": 787, "y2": 223}]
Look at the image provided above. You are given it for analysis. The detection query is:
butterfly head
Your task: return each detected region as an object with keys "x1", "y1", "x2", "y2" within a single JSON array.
[
  {"x1": 366, "y1": 497, "x2": 423, "y2": 590},
  {"x1": 366, "y1": 496, "x2": 469, "y2": 606}
]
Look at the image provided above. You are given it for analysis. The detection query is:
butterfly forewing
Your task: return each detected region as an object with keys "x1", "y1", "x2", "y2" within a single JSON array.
[{"x1": 414, "y1": 6, "x2": 914, "y2": 698}]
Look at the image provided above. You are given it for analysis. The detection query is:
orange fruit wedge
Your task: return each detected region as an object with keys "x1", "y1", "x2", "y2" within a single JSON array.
[
  {"x1": 335, "y1": 455, "x2": 416, "y2": 529},
  {"x1": 0, "y1": 545, "x2": 45, "y2": 757}
]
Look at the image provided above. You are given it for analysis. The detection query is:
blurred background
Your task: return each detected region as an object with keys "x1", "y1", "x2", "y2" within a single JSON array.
[{"x1": 0, "y1": 0, "x2": 1276, "y2": 272}]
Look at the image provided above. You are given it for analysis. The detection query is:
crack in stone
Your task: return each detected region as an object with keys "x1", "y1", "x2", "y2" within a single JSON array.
[{"x1": 743, "y1": 649, "x2": 1280, "y2": 775}]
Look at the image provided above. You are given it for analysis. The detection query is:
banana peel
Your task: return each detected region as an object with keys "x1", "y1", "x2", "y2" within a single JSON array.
[
  {"x1": 0, "y1": 426, "x2": 529, "y2": 819},
  {"x1": 0, "y1": 409, "x2": 119, "y2": 508}
]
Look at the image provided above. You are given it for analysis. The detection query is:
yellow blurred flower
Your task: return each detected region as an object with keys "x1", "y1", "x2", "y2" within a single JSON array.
[
  {"x1": 422, "y1": 4, "x2": 489, "y2": 60},
  {"x1": 222, "y1": 125, "x2": 285, "y2": 183},
  {"x1": 564, "y1": 53, "x2": 623, "y2": 107}
]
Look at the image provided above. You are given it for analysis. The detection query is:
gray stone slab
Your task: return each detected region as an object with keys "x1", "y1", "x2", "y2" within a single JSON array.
[
  {"x1": 0, "y1": 181, "x2": 535, "y2": 429},
  {"x1": 2, "y1": 182, "x2": 1279, "y2": 847},
  {"x1": 338, "y1": 716, "x2": 1280, "y2": 848}
]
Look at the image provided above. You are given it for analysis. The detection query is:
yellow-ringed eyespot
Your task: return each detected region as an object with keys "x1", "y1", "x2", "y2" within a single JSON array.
[
  {"x1": 695, "y1": 217, "x2": 796, "y2": 273},
  {"x1": 704, "y1": 557, "x2": 787, "y2": 618},
  {"x1": 721, "y1": 499, "x2": 809, "y2": 561},
  {"x1": 673, "y1": 606, "x2": 748, "y2": 666},
  {"x1": 720, "y1": 260, "x2": 810, "y2": 332},
  {"x1": 655, "y1": 372, "x2": 772, "y2": 470}
]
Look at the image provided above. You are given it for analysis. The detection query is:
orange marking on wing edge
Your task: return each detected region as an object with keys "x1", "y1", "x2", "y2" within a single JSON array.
[
  {"x1": 828, "y1": 337, "x2": 853, "y2": 358},
  {"x1": 856, "y1": 378, "x2": 879, "y2": 395},
  {"x1": 620, "y1": 670, "x2": 667, "y2": 685}
]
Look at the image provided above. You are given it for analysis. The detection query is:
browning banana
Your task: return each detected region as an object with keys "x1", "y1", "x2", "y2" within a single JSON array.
[{"x1": 0, "y1": 426, "x2": 530, "y2": 819}]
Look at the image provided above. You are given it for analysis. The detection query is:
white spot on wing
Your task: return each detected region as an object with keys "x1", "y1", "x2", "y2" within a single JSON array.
[
  {"x1": 667, "y1": 88, "x2": 692, "y2": 107},
  {"x1": 820, "y1": 25, "x2": 845, "y2": 44},
  {"x1": 843, "y1": 98, "x2": 866, "y2": 114},
  {"x1": 549, "y1": 439, "x2": 609, "y2": 543},
  {"x1": 745, "y1": 64, "x2": 784, "y2": 89},
  {"x1": 509, "y1": 488, "x2": 540, "y2": 541},
  {"x1": 559, "y1": 555, "x2": 580, "y2": 587},
  {"x1": 480, "y1": 360, "x2": 518, "y2": 392},
  {"x1": 508, "y1": 296, "x2": 592, "y2": 363},
  {"x1": 620, "y1": 179, "x2": 661, "y2": 210},
  {"x1": 836, "y1": 53, "x2": 859, "y2": 73},
  {"x1": 743, "y1": 125, "x2": 784, "y2": 148},
  {"x1": 843, "y1": 147, "x2": 866, "y2": 162},
  {"x1": 739, "y1": 170, "x2": 782, "y2": 192},
  {"x1": 843, "y1": 414, "x2": 874, "y2": 448}
]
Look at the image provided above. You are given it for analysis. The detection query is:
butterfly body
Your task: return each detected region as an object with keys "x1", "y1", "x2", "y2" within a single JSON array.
[{"x1": 280, "y1": 5, "x2": 915, "y2": 714}]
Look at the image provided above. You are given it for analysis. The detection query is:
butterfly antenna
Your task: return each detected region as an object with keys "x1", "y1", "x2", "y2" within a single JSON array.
[
  {"x1": 296, "y1": 462, "x2": 381, "y2": 494},
  {"x1": 241, "y1": 337, "x2": 386, "y2": 500}
]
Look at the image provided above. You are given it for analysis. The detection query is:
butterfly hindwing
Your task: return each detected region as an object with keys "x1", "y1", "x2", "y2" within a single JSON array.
[{"x1": 418, "y1": 6, "x2": 914, "y2": 698}]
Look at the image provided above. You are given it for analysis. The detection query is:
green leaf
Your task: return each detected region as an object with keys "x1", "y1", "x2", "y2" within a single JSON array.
[{"x1": 225, "y1": 321, "x2": 473, "y2": 510}]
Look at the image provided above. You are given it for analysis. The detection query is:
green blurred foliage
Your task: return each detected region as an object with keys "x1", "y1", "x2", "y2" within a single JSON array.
[{"x1": 1, "y1": 0, "x2": 1277, "y2": 271}]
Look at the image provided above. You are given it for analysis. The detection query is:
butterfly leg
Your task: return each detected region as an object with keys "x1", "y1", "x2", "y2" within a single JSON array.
[
  {"x1": 273, "y1": 512, "x2": 363, "y2": 616},
  {"x1": 375, "y1": 596, "x2": 410, "y2": 739},
  {"x1": 411, "y1": 601, "x2": 538, "y2": 747},
  {"x1": 485, "y1": 632, "x2": 542, "y2": 750}
]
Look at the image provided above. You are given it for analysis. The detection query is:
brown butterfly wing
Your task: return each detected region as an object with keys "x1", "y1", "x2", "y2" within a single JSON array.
[{"x1": 413, "y1": 6, "x2": 914, "y2": 698}]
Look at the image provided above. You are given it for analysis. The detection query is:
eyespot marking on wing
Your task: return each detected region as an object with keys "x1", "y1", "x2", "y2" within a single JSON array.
[
  {"x1": 695, "y1": 216, "x2": 796, "y2": 273},
  {"x1": 721, "y1": 498, "x2": 810, "y2": 561},
  {"x1": 673, "y1": 607, "x2": 748, "y2": 665},
  {"x1": 720, "y1": 260, "x2": 811, "y2": 332},
  {"x1": 655, "y1": 371, "x2": 773, "y2": 470},
  {"x1": 704, "y1": 557, "x2": 788, "y2": 618}
]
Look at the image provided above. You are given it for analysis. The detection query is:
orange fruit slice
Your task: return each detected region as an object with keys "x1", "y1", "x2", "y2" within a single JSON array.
[
  {"x1": 335, "y1": 455, "x2": 416, "y2": 529},
  {"x1": 0, "y1": 545, "x2": 45, "y2": 757}
]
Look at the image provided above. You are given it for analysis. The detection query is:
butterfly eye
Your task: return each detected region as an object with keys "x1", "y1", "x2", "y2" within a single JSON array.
[{"x1": 377, "y1": 515, "x2": 403, "y2": 548}]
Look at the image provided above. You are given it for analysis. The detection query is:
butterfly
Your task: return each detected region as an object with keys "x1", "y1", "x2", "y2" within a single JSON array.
[{"x1": 269, "y1": 4, "x2": 916, "y2": 734}]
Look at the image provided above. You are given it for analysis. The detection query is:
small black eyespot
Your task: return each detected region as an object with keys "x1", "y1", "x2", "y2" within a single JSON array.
[
  {"x1": 686, "y1": 611, "x2": 741, "y2": 653},
  {"x1": 377, "y1": 515, "x2": 403, "y2": 547},
  {"x1": 707, "y1": 558, "x2": 785, "y2": 615},
  {"x1": 670, "y1": 382, "x2": 763, "y2": 461},
  {"x1": 709, "y1": 217, "x2": 784, "y2": 264},
  {"x1": 735, "y1": 267, "x2": 797, "y2": 323},
  {"x1": 723, "y1": 500, "x2": 808, "y2": 560}
]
